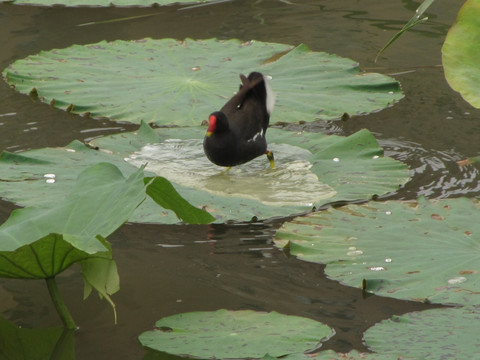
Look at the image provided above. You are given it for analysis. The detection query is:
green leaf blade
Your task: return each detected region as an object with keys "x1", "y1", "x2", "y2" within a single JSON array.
[
  {"x1": 376, "y1": 0, "x2": 436, "y2": 61},
  {"x1": 145, "y1": 176, "x2": 215, "y2": 224}
]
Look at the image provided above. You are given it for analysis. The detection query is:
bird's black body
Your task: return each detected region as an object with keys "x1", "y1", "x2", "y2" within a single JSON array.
[{"x1": 203, "y1": 72, "x2": 275, "y2": 168}]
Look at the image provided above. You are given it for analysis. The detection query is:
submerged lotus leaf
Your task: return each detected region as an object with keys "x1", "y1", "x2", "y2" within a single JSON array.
[
  {"x1": 2, "y1": 0, "x2": 213, "y2": 7},
  {"x1": 128, "y1": 140, "x2": 336, "y2": 207},
  {"x1": 0, "y1": 123, "x2": 408, "y2": 223},
  {"x1": 138, "y1": 310, "x2": 333, "y2": 358},
  {"x1": 442, "y1": 0, "x2": 480, "y2": 108},
  {"x1": 364, "y1": 306, "x2": 480, "y2": 359},
  {"x1": 3, "y1": 38, "x2": 403, "y2": 125},
  {"x1": 91, "y1": 122, "x2": 409, "y2": 221},
  {"x1": 274, "y1": 197, "x2": 480, "y2": 306}
]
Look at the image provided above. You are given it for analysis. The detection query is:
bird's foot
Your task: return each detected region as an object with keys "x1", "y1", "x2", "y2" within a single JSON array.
[{"x1": 266, "y1": 150, "x2": 276, "y2": 169}]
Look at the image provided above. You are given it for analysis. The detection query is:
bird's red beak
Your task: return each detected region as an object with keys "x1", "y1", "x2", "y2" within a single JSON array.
[{"x1": 206, "y1": 114, "x2": 216, "y2": 137}]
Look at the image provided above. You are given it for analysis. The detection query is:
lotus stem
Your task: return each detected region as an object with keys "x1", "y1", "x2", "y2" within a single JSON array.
[{"x1": 45, "y1": 277, "x2": 77, "y2": 330}]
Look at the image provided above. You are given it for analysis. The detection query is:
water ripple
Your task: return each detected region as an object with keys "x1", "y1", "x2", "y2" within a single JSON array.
[{"x1": 380, "y1": 138, "x2": 480, "y2": 200}]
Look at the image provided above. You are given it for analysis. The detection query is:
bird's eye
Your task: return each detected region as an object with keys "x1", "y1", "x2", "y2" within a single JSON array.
[{"x1": 237, "y1": 104, "x2": 242, "y2": 109}]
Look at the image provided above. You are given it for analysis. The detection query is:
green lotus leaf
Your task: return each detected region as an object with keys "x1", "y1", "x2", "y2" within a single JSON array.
[
  {"x1": 3, "y1": 38, "x2": 403, "y2": 125},
  {"x1": 0, "y1": 163, "x2": 150, "y2": 321},
  {"x1": 2, "y1": 0, "x2": 212, "y2": 7},
  {"x1": 280, "y1": 349, "x2": 411, "y2": 360},
  {"x1": 80, "y1": 246, "x2": 119, "y2": 320},
  {"x1": 0, "y1": 163, "x2": 146, "y2": 284},
  {"x1": 138, "y1": 310, "x2": 333, "y2": 358},
  {"x1": 90, "y1": 122, "x2": 409, "y2": 221},
  {"x1": 274, "y1": 197, "x2": 480, "y2": 306},
  {"x1": 364, "y1": 306, "x2": 480, "y2": 359},
  {"x1": 0, "y1": 124, "x2": 408, "y2": 223},
  {"x1": 0, "y1": 142, "x2": 213, "y2": 224},
  {"x1": 0, "y1": 162, "x2": 146, "y2": 255},
  {"x1": 144, "y1": 176, "x2": 215, "y2": 224},
  {"x1": 442, "y1": 0, "x2": 480, "y2": 108}
]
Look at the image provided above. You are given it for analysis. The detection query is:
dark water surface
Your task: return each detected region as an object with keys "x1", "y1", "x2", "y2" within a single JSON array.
[{"x1": 0, "y1": 0, "x2": 476, "y2": 358}]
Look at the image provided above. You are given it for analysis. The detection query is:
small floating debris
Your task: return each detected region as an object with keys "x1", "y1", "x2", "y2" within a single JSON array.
[
  {"x1": 44, "y1": 173, "x2": 56, "y2": 184},
  {"x1": 0, "y1": 112, "x2": 16, "y2": 117},
  {"x1": 368, "y1": 266, "x2": 386, "y2": 271},
  {"x1": 156, "y1": 244, "x2": 184, "y2": 248},
  {"x1": 447, "y1": 276, "x2": 466, "y2": 285}
]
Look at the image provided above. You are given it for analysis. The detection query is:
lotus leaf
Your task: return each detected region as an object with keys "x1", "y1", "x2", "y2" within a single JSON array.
[
  {"x1": 2, "y1": 0, "x2": 213, "y2": 7},
  {"x1": 274, "y1": 197, "x2": 480, "y2": 306},
  {"x1": 0, "y1": 142, "x2": 213, "y2": 224},
  {"x1": 364, "y1": 306, "x2": 480, "y2": 359},
  {"x1": 91, "y1": 122, "x2": 409, "y2": 221},
  {"x1": 3, "y1": 38, "x2": 403, "y2": 125},
  {"x1": 0, "y1": 123, "x2": 408, "y2": 223},
  {"x1": 0, "y1": 162, "x2": 151, "y2": 325},
  {"x1": 0, "y1": 162, "x2": 146, "y2": 255},
  {"x1": 442, "y1": 0, "x2": 480, "y2": 108},
  {"x1": 281, "y1": 349, "x2": 411, "y2": 360},
  {"x1": 138, "y1": 309, "x2": 333, "y2": 358}
]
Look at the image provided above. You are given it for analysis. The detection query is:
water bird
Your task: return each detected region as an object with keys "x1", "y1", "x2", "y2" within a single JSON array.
[{"x1": 203, "y1": 72, "x2": 275, "y2": 168}]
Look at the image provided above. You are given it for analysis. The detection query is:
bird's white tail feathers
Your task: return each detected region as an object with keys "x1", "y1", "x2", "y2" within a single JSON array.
[{"x1": 263, "y1": 75, "x2": 275, "y2": 115}]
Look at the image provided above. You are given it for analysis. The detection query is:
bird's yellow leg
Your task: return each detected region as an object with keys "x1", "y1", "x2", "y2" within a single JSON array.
[{"x1": 266, "y1": 150, "x2": 276, "y2": 169}]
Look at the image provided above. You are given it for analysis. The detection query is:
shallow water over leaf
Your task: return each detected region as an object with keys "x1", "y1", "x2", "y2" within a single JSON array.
[{"x1": 128, "y1": 140, "x2": 336, "y2": 207}]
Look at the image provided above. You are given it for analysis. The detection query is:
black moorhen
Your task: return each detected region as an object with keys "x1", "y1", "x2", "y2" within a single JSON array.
[{"x1": 203, "y1": 71, "x2": 275, "y2": 168}]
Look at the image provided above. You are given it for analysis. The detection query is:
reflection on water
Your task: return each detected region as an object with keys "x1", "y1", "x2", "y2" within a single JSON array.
[
  {"x1": 127, "y1": 139, "x2": 336, "y2": 207},
  {"x1": 381, "y1": 138, "x2": 480, "y2": 200}
]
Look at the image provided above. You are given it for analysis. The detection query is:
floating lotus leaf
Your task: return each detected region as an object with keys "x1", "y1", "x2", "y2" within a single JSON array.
[
  {"x1": 91, "y1": 122, "x2": 409, "y2": 221},
  {"x1": 0, "y1": 123, "x2": 408, "y2": 223},
  {"x1": 3, "y1": 38, "x2": 403, "y2": 125},
  {"x1": 280, "y1": 349, "x2": 410, "y2": 360},
  {"x1": 442, "y1": 0, "x2": 480, "y2": 108},
  {"x1": 364, "y1": 306, "x2": 480, "y2": 359},
  {"x1": 138, "y1": 310, "x2": 333, "y2": 358},
  {"x1": 274, "y1": 197, "x2": 480, "y2": 306},
  {"x1": 1, "y1": 0, "x2": 213, "y2": 7}
]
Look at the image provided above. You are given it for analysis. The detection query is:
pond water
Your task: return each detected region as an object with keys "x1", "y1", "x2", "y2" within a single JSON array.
[{"x1": 0, "y1": 0, "x2": 475, "y2": 358}]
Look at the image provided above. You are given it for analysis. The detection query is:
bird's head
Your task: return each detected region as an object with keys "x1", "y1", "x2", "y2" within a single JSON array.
[{"x1": 206, "y1": 111, "x2": 228, "y2": 137}]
